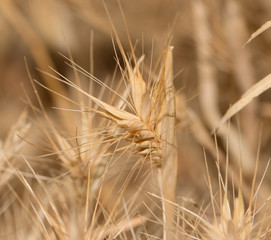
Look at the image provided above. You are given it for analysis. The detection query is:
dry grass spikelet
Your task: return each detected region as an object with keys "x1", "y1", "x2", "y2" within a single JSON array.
[
  {"x1": 84, "y1": 45, "x2": 176, "y2": 169},
  {"x1": 176, "y1": 154, "x2": 271, "y2": 240},
  {"x1": 52, "y1": 121, "x2": 110, "y2": 199},
  {"x1": 201, "y1": 190, "x2": 254, "y2": 240},
  {"x1": 34, "y1": 37, "x2": 178, "y2": 238}
]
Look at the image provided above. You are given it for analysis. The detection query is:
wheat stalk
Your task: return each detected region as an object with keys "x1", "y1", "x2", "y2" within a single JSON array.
[{"x1": 37, "y1": 41, "x2": 178, "y2": 238}]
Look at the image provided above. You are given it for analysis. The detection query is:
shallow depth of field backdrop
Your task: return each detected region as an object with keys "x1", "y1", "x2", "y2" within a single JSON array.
[{"x1": 1, "y1": 0, "x2": 271, "y2": 239}]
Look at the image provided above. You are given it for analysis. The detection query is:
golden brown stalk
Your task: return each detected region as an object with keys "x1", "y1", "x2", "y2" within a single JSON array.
[{"x1": 157, "y1": 47, "x2": 177, "y2": 240}]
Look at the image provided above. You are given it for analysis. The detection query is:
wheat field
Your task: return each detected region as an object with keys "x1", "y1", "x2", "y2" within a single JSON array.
[{"x1": 1, "y1": 0, "x2": 271, "y2": 239}]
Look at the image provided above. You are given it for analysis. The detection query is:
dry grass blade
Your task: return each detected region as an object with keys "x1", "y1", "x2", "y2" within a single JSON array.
[
  {"x1": 174, "y1": 155, "x2": 271, "y2": 240},
  {"x1": 244, "y1": 21, "x2": 271, "y2": 47},
  {"x1": 215, "y1": 73, "x2": 271, "y2": 132}
]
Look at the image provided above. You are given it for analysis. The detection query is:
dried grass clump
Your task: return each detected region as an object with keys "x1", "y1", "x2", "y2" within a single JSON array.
[
  {"x1": 2, "y1": 0, "x2": 271, "y2": 240},
  {"x1": 178, "y1": 156, "x2": 271, "y2": 240},
  {"x1": 179, "y1": 185, "x2": 271, "y2": 240},
  {"x1": 35, "y1": 37, "x2": 178, "y2": 238}
]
